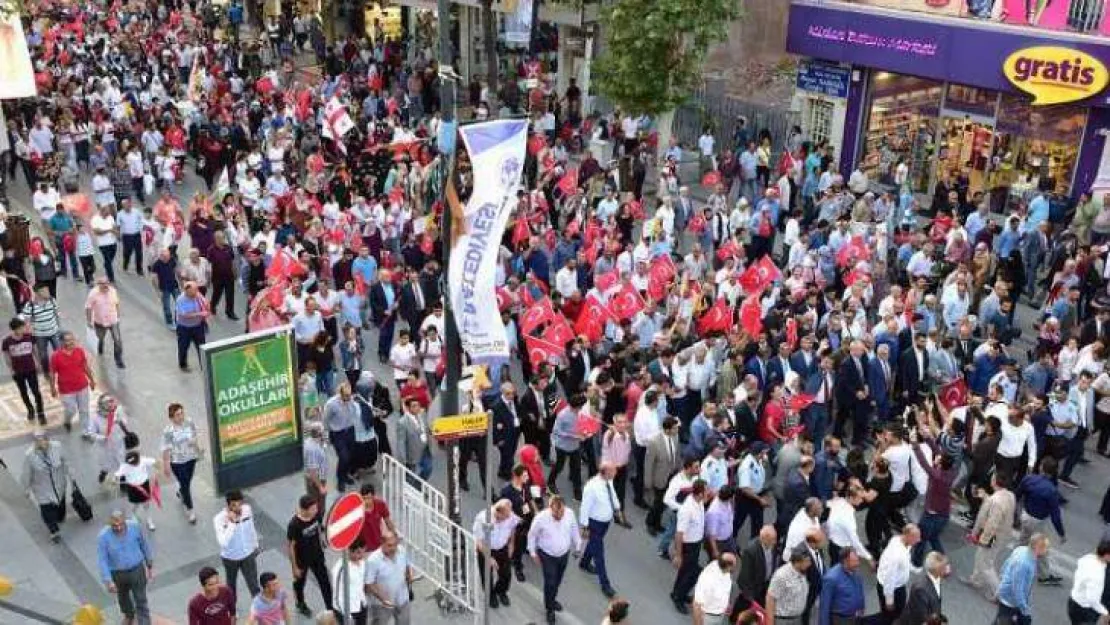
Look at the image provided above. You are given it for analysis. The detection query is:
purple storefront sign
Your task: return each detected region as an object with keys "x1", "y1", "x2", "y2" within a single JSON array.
[{"x1": 787, "y1": 1, "x2": 1110, "y2": 108}]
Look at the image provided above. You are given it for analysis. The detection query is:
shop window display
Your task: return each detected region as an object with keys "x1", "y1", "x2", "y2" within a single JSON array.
[
  {"x1": 990, "y1": 95, "x2": 1086, "y2": 210},
  {"x1": 862, "y1": 73, "x2": 943, "y2": 193}
]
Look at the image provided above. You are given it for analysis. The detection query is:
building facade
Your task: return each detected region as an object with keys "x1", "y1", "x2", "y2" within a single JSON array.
[{"x1": 787, "y1": 0, "x2": 1110, "y2": 207}]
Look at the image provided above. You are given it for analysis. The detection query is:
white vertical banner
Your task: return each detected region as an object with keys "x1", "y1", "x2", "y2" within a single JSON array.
[
  {"x1": 0, "y1": 15, "x2": 36, "y2": 100},
  {"x1": 448, "y1": 119, "x2": 529, "y2": 361},
  {"x1": 503, "y1": 0, "x2": 533, "y2": 46}
]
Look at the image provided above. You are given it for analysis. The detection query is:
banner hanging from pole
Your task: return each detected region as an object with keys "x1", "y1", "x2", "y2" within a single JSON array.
[
  {"x1": 0, "y1": 15, "x2": 37, "y2": 100},
  {"x1": 447, "y1": 119, "x2": 528, "y2": 361}
]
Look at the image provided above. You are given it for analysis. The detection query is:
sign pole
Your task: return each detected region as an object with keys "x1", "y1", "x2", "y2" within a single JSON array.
[{"x1": 342, "y1": 550, "x2": 350, "y2": 623}]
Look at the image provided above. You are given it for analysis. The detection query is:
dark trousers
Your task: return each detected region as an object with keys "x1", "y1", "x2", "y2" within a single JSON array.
[
  {"x1": 875, "y1": 583, "x2": 906, "y2": 625},
  {"x1": 1061, "y1": 428, "x2": 1089, "y2": 480},
  {"x1": 176, "y1": 324, "x2": 206, "y2": 368},
  {"x1": 496, "y1": 437, "x2": 518, "y2": 478},
  {"x1": 631, "y1": 444, "x2": 647, "y2": 504},
  {"x1": 548, "y1": 448, "x2": 582, "y2": 495},
  {"x1": 120, "y1": 233, "x2": 143, "y2": 274},
  {"x1": 994, "y1": 454, "x2": 1025, "y2": 487},
  {"x1": 612, "y1": 465, "x2": 628, "y2": 509},
  {"x1": 293, "y1": 557, "x2": 334, "y2": 610},
  {"x1": 99, "y1": 244, "x2": 117, "y2": 283},
  {"x1": 39, "y1": 501, "x2": 65, "y2": 534},
  {"x1": 329, "y1": 427, "x2": 356, "y2": 489},
  {"x1": 170, "y1": 459, "x2": 196, "y2": 510},
  {"x1": 13, "y1": 371, "x2": 44, "y2": 417},
  {"x1": 538, "y1": 551, "x2": 568, "y2": 612},
  {"x1": 377, "y1": 316, "x2": 395, "y2": 359},
  {"x1": 78, "y1": 254, "x2": 95, "y2": 284},
  {"x1": 1096, "y1": 408, "x2": 1110, "y2": 454},
  {"x1": 671, "y1": 541, "x2": 702, "y2": 601},
  {"x1": 210, "y1": 278, "x2": 236, "y2": 316},
  {"x1": 913, "y1": 512, "x2": 948, "y2": 566},
  {"x1": 997, "y1": 602, "x2": 1032, "y2": 625},
  {"x1": 733, "y1": 496, "x2": 764, "y2": 539},
  {"x1": 478, "y1": 545, "x2": 512, "y2": 596},
  {"x1": 647, "y1": 487, "x2": 667, "y2": 530},
  {"x1": 580, "y1": 519, "x2": 612, "y2": 590},
  {"x1": 111, "y1": 565, "x2": 151, "y2": 623},
  {"x1": 1068, "y1": 598, "x2": 1101, "y2": 624},
  {"x1": 510, "y1": 519, "x2": 531, "y2": 571},
  {"x1": 222, "y1": 553, "x2": 261, "y2": 606}
]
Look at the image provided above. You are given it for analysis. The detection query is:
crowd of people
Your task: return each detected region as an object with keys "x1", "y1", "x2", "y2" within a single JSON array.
[{"x1": 7, "y1": 0, "x2": 1110, "y2": 624}]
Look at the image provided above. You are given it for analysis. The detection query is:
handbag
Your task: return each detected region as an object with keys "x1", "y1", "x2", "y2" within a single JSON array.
[{"x1": 71, "y1": 481, "x2": 93, "y2": 521}]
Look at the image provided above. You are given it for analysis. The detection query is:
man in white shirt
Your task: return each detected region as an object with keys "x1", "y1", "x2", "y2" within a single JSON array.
[
  {"x1": 577, "y1": 463, "x2": 623, "y2": 598},
  {"x1": 90, "y1": 205, "x2": 119, "y2": 283},
  {"x1": 116, "y1": 199, "x2": 144, "y2": 276},
  {"x1": 658, "y1": 457, "x2": 701, "y2": 558},
  {"x1": 125, "y1": 146, "x2": 146, "y2": 204},
  {"x1": 692, "y1": 553, "x2": 737, "y2": 625},
  {"x1": 826, "y1": 485, "x2": 874, "y2": 564},
  {"x1": 875, "y1": 524, "x2": 922, "y2": 623},
  {"x1": 698, "y1": 130, "x2": 716, "y2": 173},
  {"x1": 554, "y1": 258, "x2": 579, "y2": 299},
  {"x1": 996, "y1": 405, "x2": 1037, "y2": 486},
  {"x1": 527, "y1": 496, "x2": 583, "y2": 622},
  {"x1": 1068, "y1": 543, "x2": 1110, "y2": 622},
  {"x1": 472, "y1": 499, "x2": 521, "y2": 609},
  {"x1": 670, "y1": 479, "x2": 708, "y2": 615},
  {"x1": 212, "y1": 490, "x2": 261, "y2": 602},
  {"x1": 32, "y1": 182, "x2": 61, "y2": 221},
  {"x1": 784, "y1": 497, "x2": 824, "y2": 555}
]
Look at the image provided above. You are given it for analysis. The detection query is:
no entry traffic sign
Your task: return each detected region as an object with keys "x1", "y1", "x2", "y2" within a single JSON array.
[{"x1": 325, "y1": 492, "x2": 365, "y2": 551}]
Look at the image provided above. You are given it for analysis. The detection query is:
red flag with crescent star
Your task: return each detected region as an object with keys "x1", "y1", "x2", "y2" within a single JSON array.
[
  {"x1": 716, "y1": 238, "x2": 742, "y2": 262},
  {"x1": 574, "y1": 295, "x2": 614, "y2": 343},
  {"x1": 495, "y1": 287, "x2": 513, "y2": 312},
  {"x1": 787, "y1": 393, "x2": 816, "y2": 412},
  {"x1": 542, "y1": 316, "x2": 576, "y2": 348},
  {"x1": 520, "y1": 297, "x2": 558, "y2": 335},
  {"x1": 785, "y1": 317, "x2": 799, "y2": 348},
  {"x1": 557, "y1": 168, "x2": 579, "y2": 196},
  {"x1": 738, "y1": 255, "x2": 780, "y2": 294},
  {"x1": 701, "y1": 170, "x2": 722, "y2": 187},
  {"x1": 696, "y1": 298, "x2": 733, "y2": 335},
  {"x1": 938, "y1": 378, "x2": 969, "y2": 411},
  {"x1": 524, "y1": 335, "x2": 564, "y2": 368},
  {"x1": 836, "y1": 235, "x2": 871, "y2": 268},
  {"x1": 595, "y1": 270, "x2": 620, "y2": 294},
  {"x1": 512, "y1": 217, "x2": 532, "y2": 248},
  {"x1": 608, "y1": 283, "x2": 646, "y2": 321},
  {"x1": 739, "y1": 295, "x2": 763, "y2": 337}
]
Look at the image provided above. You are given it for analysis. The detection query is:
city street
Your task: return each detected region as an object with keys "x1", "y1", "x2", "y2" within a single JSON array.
[{"x1": 0, "y1": 167, "x2": 1105, "y2": 625}]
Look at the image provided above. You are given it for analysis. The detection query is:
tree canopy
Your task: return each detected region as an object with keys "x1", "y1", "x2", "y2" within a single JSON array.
[{"x1": 594, "y1": 0, "x2": 740, "y2": 116}]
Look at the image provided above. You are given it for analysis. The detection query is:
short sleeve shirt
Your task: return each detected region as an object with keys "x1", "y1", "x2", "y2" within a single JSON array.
[
  {"x1": 50, "y1": 348, "x2": 90, "y2": 394},
  {"x1": 2, "y1": 334, "x2": 37, "y2": 375},
  {"x1": 358, "y1": 499, "x2": 391, "y2": 552},
  {"x1": 249, "y1": 590, "x2": 288, "y2": 624}
]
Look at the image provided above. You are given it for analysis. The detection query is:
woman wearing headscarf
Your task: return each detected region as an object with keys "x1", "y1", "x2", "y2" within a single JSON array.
[{"x1": 90, "y1": 394, "x2": 129, "y2": 485}]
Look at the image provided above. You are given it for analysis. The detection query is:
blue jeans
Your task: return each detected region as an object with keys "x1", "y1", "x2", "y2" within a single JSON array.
[
  {"x1": 913, "y1": 511, "x2": 949, "y2": 566},
  {"x1": 804, "y1": 404, "x2": 829, "y2": 449},
  {"x1": 1061, "y1": 428, "x2": 1088, "y2": 480},
  {"x1": 160, "y1": 289, "x2": 180, "y2": 325},
  {"x1": 417, "y1": 447, "x2": 433, "y2": 480},
  {"x1": 657, "y1": 508, "x2": 677, "y2": 554},
  {"x1": 316, "y1": 369, "x2": 336, "y2": 397},
  {"x1": 329, "y1": 427, "x2": 356, "y2": 489},
  {"x1": 580, "y1": 519, "x2": 612, "y2": 590}
]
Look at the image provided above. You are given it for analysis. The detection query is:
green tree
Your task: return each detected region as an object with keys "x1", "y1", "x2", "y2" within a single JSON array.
[{"x1": 593, "y1": 0, "x2": 739, "y2": 158}]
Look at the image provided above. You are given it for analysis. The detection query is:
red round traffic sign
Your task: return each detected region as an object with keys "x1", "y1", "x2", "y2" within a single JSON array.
[{"x1": 325, "y1": 492, "x2": 366, "y2": 550}]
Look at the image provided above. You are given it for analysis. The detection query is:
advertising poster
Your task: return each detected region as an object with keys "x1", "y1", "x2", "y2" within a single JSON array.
[
  {"x1": 855, "y1": 0, "x2": 964, "y2": 16},
  {"x1": 203, "y1": 326, "x2": 302, "y2": 490}
]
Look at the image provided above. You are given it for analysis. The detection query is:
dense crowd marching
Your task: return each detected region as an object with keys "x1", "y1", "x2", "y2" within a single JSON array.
[{"x1": 8, "y1": 0, "x2": 1110, "y2": 624}]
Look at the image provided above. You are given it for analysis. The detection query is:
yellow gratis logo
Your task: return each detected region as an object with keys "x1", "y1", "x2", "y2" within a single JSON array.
[{"x1": 1004, "y1": 46, "x2": 1109, "y2": 106}]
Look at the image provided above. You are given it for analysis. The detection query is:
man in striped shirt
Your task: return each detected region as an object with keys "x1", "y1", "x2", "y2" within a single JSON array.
[{"x1": 20, "y1": 283, "x2": 61, "y2": 375}]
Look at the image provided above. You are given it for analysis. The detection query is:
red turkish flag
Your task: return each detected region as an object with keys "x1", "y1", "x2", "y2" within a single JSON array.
[
  {"x1": 787, "y1": 393, "x2": 816, "y2": 412},
  {"x1": 739, "y1": 295, "x2": 763, "y2": 337},
  {"x1": 557, "y1": 168, "x2": 579, "y2": 195},
  {"x1": 496, "y1": 287, "x2": 513, "y2": 312},
  {"x1": 696, "y1": 298, "x2": 733, "y2": 335},
  {"x1": 576, "y1": 412, "x2": 603, "y2": 438},
  {"x1": 688, "y1": 212, "x2": 707, "y2": 234},
  {"x1": 938, "y1": 378, "x2": 969, "y2": 411},
  {"x1": 266, "y1": 246, "x2": 306, "y2": 281},
  {"x1": 512, "y1": 217, "x2": 532, "y2": 248},
  {"x1": 628, "y1": 199, "x2": 646, "y2": 220},
  {"x1": 738, "y1": 255, "x2": 782, "y2": 294},
  {"x1": 542, "y1": 317, "x2": 576, "y2": 348},
  {"x1": 595, "y1": 270, "x2": 620, "y2": 294},
  {"x1": 527, "y1": 134, "x2": 546, "y2": 155},
  {"x1": 574, "y1": 295, "x2": 614, "y2": 343},
  {"x1": 716, "y1": 239, "x2": 742, "y2": 262},
  {"x1": 844, "y1": 269, "x2": 866, "y2": 287},
  {"x1": 353, "y1": 273, "x2": 368, "y2": 297},
  {"x1": 608, "y1": 283, "x2": 646, "y2": 321},
  {"x1": 701, "y1": 170, "x2": 721, "y2": 187},
  {"x1": 785, "y1": 318, "x2": 799, "y2": 348},
  {"x1": 584, "y1": 219, "x2": 602, "y2": 250},
  {"x1": 524, "y1": 335, "x2": 564, "y2": 368},
  {"x1": 836, "y1": 235, "x2": 872, "y2": 268},
  {"x1": 520, "y1": 297, "x2": 558, "y2": 335}
]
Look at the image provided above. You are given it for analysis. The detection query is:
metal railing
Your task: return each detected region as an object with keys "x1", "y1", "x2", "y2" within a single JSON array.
[{"x1": 380, "y1": 453, "x2": 482, "y2": 622}]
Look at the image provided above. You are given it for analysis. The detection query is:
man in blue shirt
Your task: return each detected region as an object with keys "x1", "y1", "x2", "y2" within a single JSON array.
[
  {"x1": 174, "y1": 281, "x2": 209, "y2": 372},
  {"x1": 1015, "y1": 457, "x2": 1066, "y2": 586},
  {"x1": 819, "y1": 546, "x2": 865, "y2": 625},
  {"x1": 97, "y1": 510, "x2": 154, "y2": 625},
  {"x1": 996, "y1": 536, "x2": 1050, "y2": 625},
  {"x1": 738, "y1": 141, "x2": 759, "y2": 204}
]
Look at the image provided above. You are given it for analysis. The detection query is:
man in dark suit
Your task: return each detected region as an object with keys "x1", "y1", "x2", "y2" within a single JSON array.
[
  {"x1": 766, "y1": 341, "x2": 794, "y2": 390},
  {"x1": 734, "y1": 525, "x2": 781, "y2": 619},
  {"x1": 368, "y1": 269, "x2": 398, "y2": 363},
  {"x1": 952, "y1": 324, "x2": 980, "y2": 374},
  {"x1": 398, "y1": 267, "x2": 428, "y2": 336},
  {"x1": 869, "y1": 343, "x2": 895, "y2": 425},
  {"x1": 836, "y1": 340, "x2": 871, "y2": 446},
  {"x1": 789, "y1": 336, "x2": 820, "y2": 380},
  {"x1": 491, "y1": 382, "x2": 521, "y2": 480},
  {"x1": 517, "y1": 374, "x2": 550, "y2": 463},
  {"x1": 745, "y1": 342, "x2": 773, "y2": 390},
  {"x1": 897, "y1": 332, "x2": 929, "y2": 409},
  {"x1": 801, "y1": 529, "x2": 829, "y2": 625},
  {"x1": 803, "y1": 353, "x2": 836, "y2": 447},
  {"x1": 777, "y1": 456, "x2": 815, "y2": 532},
  {"x1": 900, "y1": 552, "x2": 947, "y2": 625},
  {"x1": 562, "y1": 338, "x2": 592, "y2": 397},
  {"x1": 1080, "y1": 306, "x2": 1110, "y2": 346}
]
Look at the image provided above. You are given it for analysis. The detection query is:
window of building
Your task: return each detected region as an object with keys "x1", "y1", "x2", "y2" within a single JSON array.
[
  {"x1": 862, "y1": 72, "x2": 943, "y2": 193},
  {"x1": 808, "y1": 98, "x2": 834, "y2": 147}
]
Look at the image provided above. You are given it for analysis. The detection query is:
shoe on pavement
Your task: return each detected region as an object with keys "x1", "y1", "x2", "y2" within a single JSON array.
[
  {"x1": 498, "y1": 593, "x2": 510, "y2": 607},
  {"x1": 37, "y1": 415, "x2": 46, "y2": 425},
  {"x1": 1060, "y1": 477, "x2": 1080, "y2": 489},
  {"x1": 65, "y1": 422, "x2": 73, "y2": 433},
  {"x1": 514, "y1": 568, "x2": 525, "y2": 582},
  {"x1": 672, "y1": 597, "x2": 689, "y2": 614},
  {"x1": 187, "y1": 510, "x2": 197, "y2": 524},
  {"x1": 602, "y1": 586, "x2": 616, "y2": 599},
  {"x1": 579, "y1": 561, "x2": 597, "y2": 574},
  {"x1": 658, "y1": 550, "x2": 670, "y2": 560},
  {"x1": 50, "y1": 532, "x2": 60, "y2": 543},
  {"x1": 227, "y1": 314, "x2": 240, "y2": 321},
  {"x1": 146, "y1": 519, "x2": 156, "y2": 531},
  {"x1": 552, "y1": 600, "x2": 563, "y2": 612},
  {"x1": 546, "y1": 610, "x2": 557, "y2": 624},
  {"x1": 296, "y1": 603, "x2": 313, "y2": 616},
  {"x1": 489, "y1": 594, "x2": 499, "y2": 609},
  {"x1": 1038, "y1": 575, "x2": 1063, "y2": 586},
  {"x1": 116, "y1": 361, "x2": 126, "y2": 369},
  {"x1": 633, "y1": 499, "x2": 649, "y2": 510}
]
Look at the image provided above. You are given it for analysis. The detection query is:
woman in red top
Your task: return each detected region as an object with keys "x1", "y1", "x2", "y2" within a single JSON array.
[
  {"x1": 398, "y1": 369, "x2": 431, "y2": 410},
  {"x1": 757, "y1": 382, "x2": 788, "y2": 445}
]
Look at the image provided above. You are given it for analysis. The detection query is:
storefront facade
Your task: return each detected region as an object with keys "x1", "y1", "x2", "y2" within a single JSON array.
[{"x1": 786, "y1": 0, "x2": 1110, "y2": 206}]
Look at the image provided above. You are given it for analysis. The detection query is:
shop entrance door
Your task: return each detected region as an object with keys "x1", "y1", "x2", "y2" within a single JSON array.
[{"x1": 934, "y1": 114, "x2": 995, "y2": 200}]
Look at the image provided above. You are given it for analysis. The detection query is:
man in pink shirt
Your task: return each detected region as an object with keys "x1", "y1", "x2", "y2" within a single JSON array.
[{"x1": 85, "y1": 276, "x2": 125, "y2": 368}]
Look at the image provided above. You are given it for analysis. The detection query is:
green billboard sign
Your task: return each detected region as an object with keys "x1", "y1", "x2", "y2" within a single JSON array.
[{"x1": 203, "y1": 326, "x2": 303, "y2": 491}]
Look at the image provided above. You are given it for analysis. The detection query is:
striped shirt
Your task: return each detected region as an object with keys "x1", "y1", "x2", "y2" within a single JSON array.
[{"x1": 20, "y1": 298, "x2": 61, "y2": 337}]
